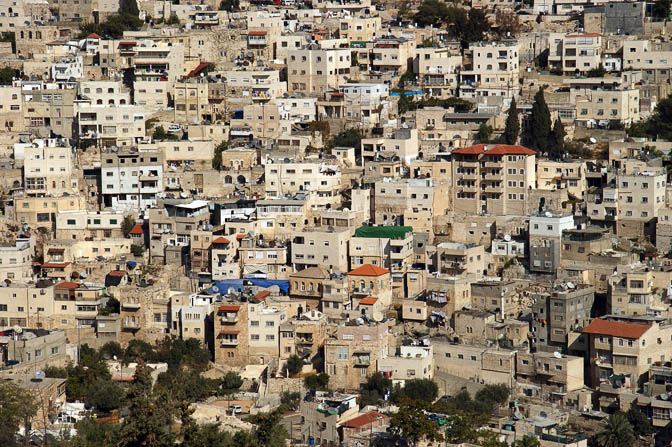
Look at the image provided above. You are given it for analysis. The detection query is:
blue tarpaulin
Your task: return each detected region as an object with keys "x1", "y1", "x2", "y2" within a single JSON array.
[
  {"x1": 390, "y1": 90, "x2": 424, "y2": 96},
  {"x1": 126, "y1": 261, "x2": 137, "y2": 268},
  {"x1": 209, "y1": 279, "x2": 289, "y2": 294}
]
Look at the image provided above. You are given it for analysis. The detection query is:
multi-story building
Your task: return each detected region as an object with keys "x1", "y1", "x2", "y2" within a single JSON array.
[
  {"x1": 435, "y1": 242, "x2": 486, "y2": 278},
  {"x1": 361, "y1": 128, "x2": 418, "y2": 165},
  {"x1": 459, "y1": 41, "x2": 519, "y2": 98},
  {"x1": 55, "y1": 210, "x2": 127, "y2": 241},
  {"x1": 622, "y1": 40, "x2": 672, "y2": 83},
  {"x1": 325, "y1": 320, "x2": 393, "y2": 391},
  {"x1": 529, "y1": 211, "x2": 575, "y2": 274},
  {"x1": 451, "y1": 144, "x2": 536, "y2": 216},
  {"x1": 133, "y1": 42, "x2": 185, "y2": 84},
  {"x1": 532, "y1": 284, "x2": 595, "y2": 350},
  {"x1": 100, "y1": 148, "x2": 163, "y2": 211},
  {"x1": 291, "y1": 228, "x2": 350, "y2": 272},
  {"x1": 78, "y1": 105, "x2": 146, "y2": 148},
  {"x1": 264, "y1": 161, "x2": 343, "y2": 209},
  {"x1": 413, "y1": 48, "x2": 462, "y2": 98},
  {"x1": 377, "y1": 343, "x2": 434, "y2": 385},
  {"x1": 550, "y1": 33, "x2": 602, "y2": 75},
  {"x1": 288, "y1": 47, "x2": 352, "y2": 95},
  {"x1": 173, "y1": 78, "x2": 211, "y2": 124},
  {"x1": 21, "y1": 138, "x2": 78, "y2": 197}
]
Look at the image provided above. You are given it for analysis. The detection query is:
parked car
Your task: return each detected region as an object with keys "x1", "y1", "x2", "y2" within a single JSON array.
[{"x1": 228, "y1": 404, "x2": 242, "y2": 414}]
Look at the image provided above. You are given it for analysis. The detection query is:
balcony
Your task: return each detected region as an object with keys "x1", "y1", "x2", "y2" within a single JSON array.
[
  {"x1": 121, "y1": 302, "x2": 141, "y2": 310},
  {"x1": 123, "y1": 318, "x2": 141, "y2": 329},
  {"x1": 220, "y1": 337, "x2": 239, "y2": 346},
  {"x1": 353, "y1": 352, "x2": 371, "y2": 366},
  {"x1": 220, "y1": 314, "x2": 238, "y2": 324}
]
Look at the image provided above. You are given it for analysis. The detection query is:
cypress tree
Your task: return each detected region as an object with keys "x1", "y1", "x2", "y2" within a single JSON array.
[
  {"x1": 549, "y1": 118, "x2": 566, "y2": 159},
  {"x1": 504, "y1": 97, "x2": 520, "y2": 145},
  {"x1": 531, "y1": 88, "x2": 551, "y2": 152}
]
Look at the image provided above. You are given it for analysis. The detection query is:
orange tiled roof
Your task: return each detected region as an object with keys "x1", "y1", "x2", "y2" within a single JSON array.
[
  {"x1": 219, "y1": 305, "x2": 241, "y2": 312},
  {"x1": 359, "y1": 297, "x2": 378, "y2": 305},
  {"x1": 347, "y1": 264, "x2": 389, "y2": 276},
  {"x1": 582, "y1": 318, "x2": 650, "y2": 339}
]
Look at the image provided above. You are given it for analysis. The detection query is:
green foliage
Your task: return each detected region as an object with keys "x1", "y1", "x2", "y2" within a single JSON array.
[
  {"x1": 221, "y1": 371, "x2": 243, "y2": 394},
  {"x1": 166, "y1": 14, "x2": 180, "y2": 25},
  {"x1": 219, "y1": 0, "x2": 240, "y2": 10},
  {"x1": 548, "y1": 119, "x2": 566, "y2": 159},
  {"x1": 443, "y1": 410, "x2": 489, "y2": 445},
  {"x1": 360, "y1": 372, "x2": 392, "y2": 406},
  {"x1": 100, "y1": 341, "x2": 124, "y2": 359},
  {"x1": 182, "y1": 422, "x2": 238, "y2": 447},
  {"x1": 586, "y1": 65, "x2": 607, "y2": 77},
  {"x1": 514, "y1": 435, "x2": 540, "y2": 447},
  {"x1": 438, "y1": 385, "x2": 509, "y2": 415},
  {"x1": 248, "y1": 410, "x2": 288, "y2": 447},
  {"x1": 413, "y1": 1, "x2": 490, "y2": 42},
  {"x1": 397, "y1": 93, "x2": 415, "y2": 114},
  {"x1": 131, "y1": 244, "x2": 144, "y2": 257},
  {"x1": 653, "y1": 0, "x2": 670, "y2": 18},
  {"x1": 398, "y1": 95, "x2": 474, "y2": 115},
  {"x1": 645, "y1": 95, "x2": 672, "y2": 140},
  {"x1": 475, "y1": 384, "x2": 509, "y2": 408},
  {"x1": 212, "y1": 140, "x2": 228, "y2": 170},
  {"x1": 78, "y1": 13, "x2": 143, "y2": 39},
  {"x1": 530, "y1": 88, "x2": 551, "y2": 152},
  {"x1": 72, "y1": 418, "x2": 122, "y2": 447},
  {"x1": 99, "y1": 296, "x2": 120, "y2": 316},
  {"x1": 120, "y1": 0, "x2": 140, "y2": 16},
  {"x1": 413, "y1": 0, "x2": 449, "y2": 27},
  {"x1": 85, "y1": 378, "x2": 124, "y2": 413},
  {"x1": 153, "y1": 125, "x2": 178, "y2": 141},
  {"x1": 388, "y1": 399, "x2": 443, "y2": 447},
  {"x1": 626, "y1": 406, "x2": 652, "y2": 437},
  {"x1": 304, "y1": 373, "x2": 330, "y2": 391},
  {"x1": 0, "y1": 382, "x2": 38, "y2": 446},
  {"x1": 285, "y1": 354, "x2": 303, "y2": 376},
  {"x1": 594, "y1": 412, "x2": 634, "y2": 447},
  {"x1": 396, "y1": 379, "x2": 438, "y2": 402},
  {"x1": 279, "y1": 391, "x2": 300, "y2": 411},
  {"x1": 120, "y1": 362, "x2": 178, "y2": 447},
  {"x1": 330, "y1": 128, "x2": 362, "y2": 149},
  {"x1": 504, "y1": 97, "x2": 520, "y2": 145},
  {"x1": 0, "y1": 66, "x2": 18, "y2": 85},
  {"x1": 477, "y1": 123, "x2": 493, "y2": 143}
]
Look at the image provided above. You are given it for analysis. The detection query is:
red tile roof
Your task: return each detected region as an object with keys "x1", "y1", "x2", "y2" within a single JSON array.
[
  {"x1": 452, "y1": 144, "x2": 536, "y2": 156},
  {"x1": 359, "y1": 297, "x2": 378, "y2": 305},
  {"x1": 236, "y1": 234, "x2": 246, "y2": 240},
  {"x1": 342, "y1": 411, "x2": 389, "y2": 429},
  {"x1": 219, "y1": 305, "x2": 241, "y2": 312},
  {"x1": 119, "y1": 41, "x2": 136, "y2": 45},
  {"x1": 348, "y1": 264, "x2": 390, "y2": 276},
  {"x1": 249, "y1": 31, "x2": 267, "y2": 35},
  {"x1": 219, "y1": 330, "x2": 240, "y2": 335},
  {"x1": 129, "y1": 224, "x2": 143, "y2": 235},
  {"x1": 112, "y1": 375, "x2": 134, "y2": 382},
  {"x1": 109, "y1": 271, "x2": 125, "y2": 277},
  {"x1": 212, "y1": 236, "x2": 231, "y2": 244},
  {"x1": 255, "y1": 290, "x2": 271, "y2": 300},
  {"x1": 186, "y1": 61, "x2": 212, "y2": 78},
  {"x1": 42, "y1": 262, "x2": 70, "y2": 268},
  {"x1": 582, "y1": 318, "x2": 651, "y2": 339},
  {"x1": 55, "y1": 281, "x2": 79, "y2": 289},
  {"x1": 87, "y1": 33, "x2": 101, "y2": 39}
]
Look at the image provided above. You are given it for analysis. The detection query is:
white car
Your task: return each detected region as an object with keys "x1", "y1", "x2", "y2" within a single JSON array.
[
  {"x1": 167, "y1": 124, "x2": 181, "y2": 133},
  {"x1": 228, "y1": 405, "x2": 242, "y2": 414}
]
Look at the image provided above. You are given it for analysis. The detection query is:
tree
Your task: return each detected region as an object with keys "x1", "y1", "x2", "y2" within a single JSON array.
[
  {"x1": 360, "y1": 372, "x2": 392, "y2": 406},
  {"x1": 477, "y1": 123, "x2": 493, "y2": 143},
  {"x1": 85, "y1": 379, "x2": 124, "y2": 413},
  {"x1": 388, "y1": 399, "x2": 443, "y2": 447},
  {"x1": 166, "y1": 14, "x2": 180, "y2": 25},
  {"x1": 0, "y1": 66, "x2": 17, "y2": 85},
  {"x1": 646, "y1": 95, "x2": 672, "y2": 140},
  {"x1": 463, "y1": 8, "x2": 491, "y2": 42},
  {"x1": 475, "y1": 384, "x2": 509, "y2": 409},
  {"x1": 495, "y1": 10, "x2": 521, "y2": 38},
  {"x1": 212, "y1": 141, "x2": 227, "y2": 170},
  {"x1": 594, "y1": 412, "x2": 634, "y2": 447},
  {"x1": 279, "y1": 391, "x2": 300, "y2": 411},
  {"x1": 586, "y1": 65, "x2": 607, "y2": 77},
  {"x1": 249, "y1": 410, "x2": 288, "y2": 447},
  {"x1": 548, "y1": 119, "x2": 566, "y2": 159},
  {"x1": 72, "y1": 418, "x2": 122, "y2": 447},
  {"x1": 443, "y1": 410, "x2": 489, "y2": 445},
  {"x1": 285, "y1": 354, "x2": 303, "y2": 376},
  {"x1": 504, "y1": 97, "x2": 520, "y2": 145},
  {"x1": 0, "y1": 382, "x2": 38, "y2": 446},
  {"x1": 119, "y1": 0, "x2": 139, "y2": 17},
  {"x1": 131, "y1": 244, "x2": 144, "y2": 257},
  {"x1": 413, "y1": 0, "x2": 449, "y2": 27},
  {"x1": 99, "y1": 297, "x2": 120, "y2": 316},
  {"x1": 330, "y1": 128, "x2": 361, "y2": 150},
  {"x1": 219, "y1": 0, "x2": 240, "y2": 11},
  {"x1": 153, "y1": 126, "x2": 168, "y2": 141},
  {"x1": 626, "y1": 407, "x2": 652, "y2": 437},
  {"x1": 653, "y1": 0, "x2": 670, "y2": 18},
  {"x1": 514, "y1": 435, "x2": 540, "y2": 447},
  {"x1": 397, "y1": 379, "x2": 438, "y2": 402},
  {"x1": 304, "y1": 373, "x2": 329, "y2": 391},
  {"x1": 120, "y1": 361, "x2": 177, "y2": 447},
  {"x1": 530, "y1": 88, "x2": 551, "y2": 152}
]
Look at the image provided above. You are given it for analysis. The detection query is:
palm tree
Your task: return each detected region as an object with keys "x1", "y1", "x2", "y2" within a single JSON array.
[
  {"x1": 595, "y1": 412, "x2": 635, "y2": 447},
  {"x1": 514, "y1": 435, "x2": 540, "y2": 447}
]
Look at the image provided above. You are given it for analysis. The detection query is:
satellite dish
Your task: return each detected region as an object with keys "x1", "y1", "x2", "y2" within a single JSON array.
[
  {"x1": 553, "y1": 352, "x2": 562, "y2": 359},
  {"x1": 212, "y1": 285, "x2": 220, "y2": 293},
  {"x1": 13, "y1": 326, "x2": 22, "y2": 334},
  {"x1": 545, "y1": 211, "x2": 552, "y2": 218},
  {"x1": 589, "y1": 137, "x2": 597, "y2": 144},
  {"x1": 662, "y1": 393, "x2": 669, "y2": 401},
  {"x1": 504, "y1": 234, "x2": 511, "y2": 241},
  {"x1": 34, "y1": 370, "x2": 46, "y2": 380}
]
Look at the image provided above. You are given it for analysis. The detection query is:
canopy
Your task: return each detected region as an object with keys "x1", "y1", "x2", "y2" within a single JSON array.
[{"x1": 354, "y1": 226, "x2": 413, "y2": 240}]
